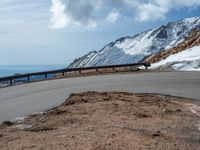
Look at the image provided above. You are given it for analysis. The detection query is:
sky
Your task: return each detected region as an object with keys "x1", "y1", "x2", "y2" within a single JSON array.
[{"x1": 0, "y1": 0, "x2": 200, "y2": 66}]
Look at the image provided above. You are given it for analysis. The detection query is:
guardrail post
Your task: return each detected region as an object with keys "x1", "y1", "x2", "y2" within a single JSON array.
[
  {"x1": 144, "y1": 65, "x2": 148, "y2": 70},
  {"x1": 144, "y1": 63, "x2": 150, "y2": 70},
  {"x1": 45, "y1": 73, "x2": 48, "y2": 79},
  {"x1": 10, "y1": 80, "x2": 13, "y2": 86},
  {"x1": 27, "y1": 75, "x2": 30, "y2": 83}
]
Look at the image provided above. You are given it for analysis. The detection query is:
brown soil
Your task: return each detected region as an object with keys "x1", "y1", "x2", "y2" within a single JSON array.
[
  {"x1": 0, "y1": 92, "x2": 200, "y2": 150},
  {"x1": 145, "y1": 30, "x2": 200, "y2": 64},
  {"x1": 56, "y1": 67, "x2": 143, "y2": 78}
]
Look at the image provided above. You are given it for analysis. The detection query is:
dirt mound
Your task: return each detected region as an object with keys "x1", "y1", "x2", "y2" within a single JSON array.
[
  {"x1": 0, "y1": 92, "x2": 200, "y2": 150},
  {"x1": 145, "y1": 30, "x2": 200, "y2": 64}
]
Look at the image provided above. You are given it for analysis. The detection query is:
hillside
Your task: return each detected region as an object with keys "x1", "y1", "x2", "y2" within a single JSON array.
[
  {"x1": 145, "y1": 30, "x2": 200, "y2": 71},
  {"x1": 68, "y1": 17, "x2": 200, "y2": 70},
  {"x1": 145, "y1": 30, "x2": 200, "y2": 64}
]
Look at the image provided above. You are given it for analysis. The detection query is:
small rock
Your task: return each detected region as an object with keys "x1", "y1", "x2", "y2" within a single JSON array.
[
  {"x1": 176, "y1": 109, "x2": 181, "y2": 112},
  {"x1": 49, "y1": 109, "x2": 66, "y2": 115},
  {"x1": 152, "y1": 130, "x2": 161, "y2": 137},
  {"x1": 152, "y1": 133, "x2": 160, "y2": 137},
  {"x1": 1, "y1": 121, "x2": 14, "y2": 127},
  {"x1": 163, "y1": 108, "x2": 173, "y2": 113},
  {"x1": 112, "y1": 133, "x2": 116, "y2": 137},
  {"x1": 136, "y1": 113, "x2": 151, "y2": 118},
  {"x1": 87, "y1": 125, "x2": 95, "y2": 131}
]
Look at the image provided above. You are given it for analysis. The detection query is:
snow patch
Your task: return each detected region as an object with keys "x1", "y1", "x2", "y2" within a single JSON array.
[
  {"x1": 11, "y1": 117, "x2": 26, "y2": 124},
  {"x1": 12, "y1": 124, "x2": 32, "y2": 130},
  {"x1": 151, "y1": 46, "x2": 200, "y2": 71},
  {"x1": 115, "y1": 30, "x2": 154, "y2": 56},
  {"x1": 185, "y1": 103, "x2": 200, "y2": 131}
]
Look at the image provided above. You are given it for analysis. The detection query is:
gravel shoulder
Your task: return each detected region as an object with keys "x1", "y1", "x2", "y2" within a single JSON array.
[{"x1": 0, "y1": 91, "x2": 200, "y2": 150}]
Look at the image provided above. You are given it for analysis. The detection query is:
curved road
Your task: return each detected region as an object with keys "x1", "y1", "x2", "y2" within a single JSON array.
[{"x1": 0, "y1": 72, "x2": 200, "y2": 122}]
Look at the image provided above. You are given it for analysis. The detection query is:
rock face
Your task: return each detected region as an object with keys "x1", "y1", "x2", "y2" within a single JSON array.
[
  {"x1": 68, "y1": 17, "x2": 200, "y2": 68},
  {"x1": 145, "y1": 30, "x2": 200, "y2": 64}
]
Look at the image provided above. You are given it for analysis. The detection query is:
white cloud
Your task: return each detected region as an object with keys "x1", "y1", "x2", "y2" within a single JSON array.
[
  {"x1": 87, "y1": 20, "x2": 97, "y2": 29},
  {"x1": 173, "y1": 0, "x2": 200, "y2": 7},
  {"x1": 49, "y1": 0, "x2": 200, "y2": 29},
  {"x1": 49, "y1": 0, "x2": 99, "y2": 29},
  {"x1": 49, "y1": 0, "x2": 69, "y2": 29},
  {"x1": 135, "y1": 0, "x2": 200, "y2": 22},
  {"x1": 135, "y1": 3, "x2": 168, "y2": 22},
  {"x1": 106, "y1": 11, "x2": 120, "y2": 23}
]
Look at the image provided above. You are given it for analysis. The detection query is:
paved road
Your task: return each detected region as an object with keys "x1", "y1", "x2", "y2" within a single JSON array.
[{"x1": 0, "y1": 72, "x2": 200, "y2": 122}]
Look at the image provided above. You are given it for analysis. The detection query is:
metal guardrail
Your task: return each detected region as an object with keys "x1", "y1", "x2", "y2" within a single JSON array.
[{"x1": 0, "y1": 63, "x2": 150, "y2": 86}]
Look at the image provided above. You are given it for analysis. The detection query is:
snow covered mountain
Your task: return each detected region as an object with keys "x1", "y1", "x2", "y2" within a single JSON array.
[
  {"x1": 68, "y1": 17, "x2": 200, "y2": 69},
  {"x1": 146, "y1": 29, "x2": 200, "y2": 71}
]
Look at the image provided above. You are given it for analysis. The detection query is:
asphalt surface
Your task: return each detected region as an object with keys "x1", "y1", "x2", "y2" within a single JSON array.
[{"x1": 0, "y1": 71, "x2": 200, "y2": 122}]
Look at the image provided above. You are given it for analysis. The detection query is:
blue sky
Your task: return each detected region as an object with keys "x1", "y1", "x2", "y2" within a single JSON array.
[{"x1": 0, "y1": 0, "x2": 200, "y2": 65}]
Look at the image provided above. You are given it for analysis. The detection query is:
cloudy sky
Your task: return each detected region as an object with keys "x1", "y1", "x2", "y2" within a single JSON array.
[{"x1": 0, "y1": 0, "x2": 200, "y2": 65}]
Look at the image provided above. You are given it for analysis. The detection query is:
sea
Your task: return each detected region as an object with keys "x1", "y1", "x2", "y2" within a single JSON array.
[{"x1": 0, "y1": 64, "x2": 66, "y2": 77}]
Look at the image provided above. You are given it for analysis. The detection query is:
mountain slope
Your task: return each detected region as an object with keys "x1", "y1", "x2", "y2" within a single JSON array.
[
  {"x1": 146, "y1": 30, "x2": 200, "y2": 71},
  {"x1": 145, "y1": 30, "x2": 200, "y2": 64},
  {"x1": 68, "y1": 17, "x2": 200, "y2": 68}
]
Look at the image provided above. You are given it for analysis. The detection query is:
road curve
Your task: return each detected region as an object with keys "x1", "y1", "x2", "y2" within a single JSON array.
[{"x1": 0, "y1": 72, "x2": 200, "y2": 122}]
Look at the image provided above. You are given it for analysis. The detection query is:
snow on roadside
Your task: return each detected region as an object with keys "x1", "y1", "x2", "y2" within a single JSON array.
[{"x1": 150, "y1": 46, "x2": 200, "y2": 71}]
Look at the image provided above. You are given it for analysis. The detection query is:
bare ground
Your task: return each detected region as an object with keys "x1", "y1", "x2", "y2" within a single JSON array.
[{"x1": 0, "y1": 91, "x2": 200, "y2": 150}]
